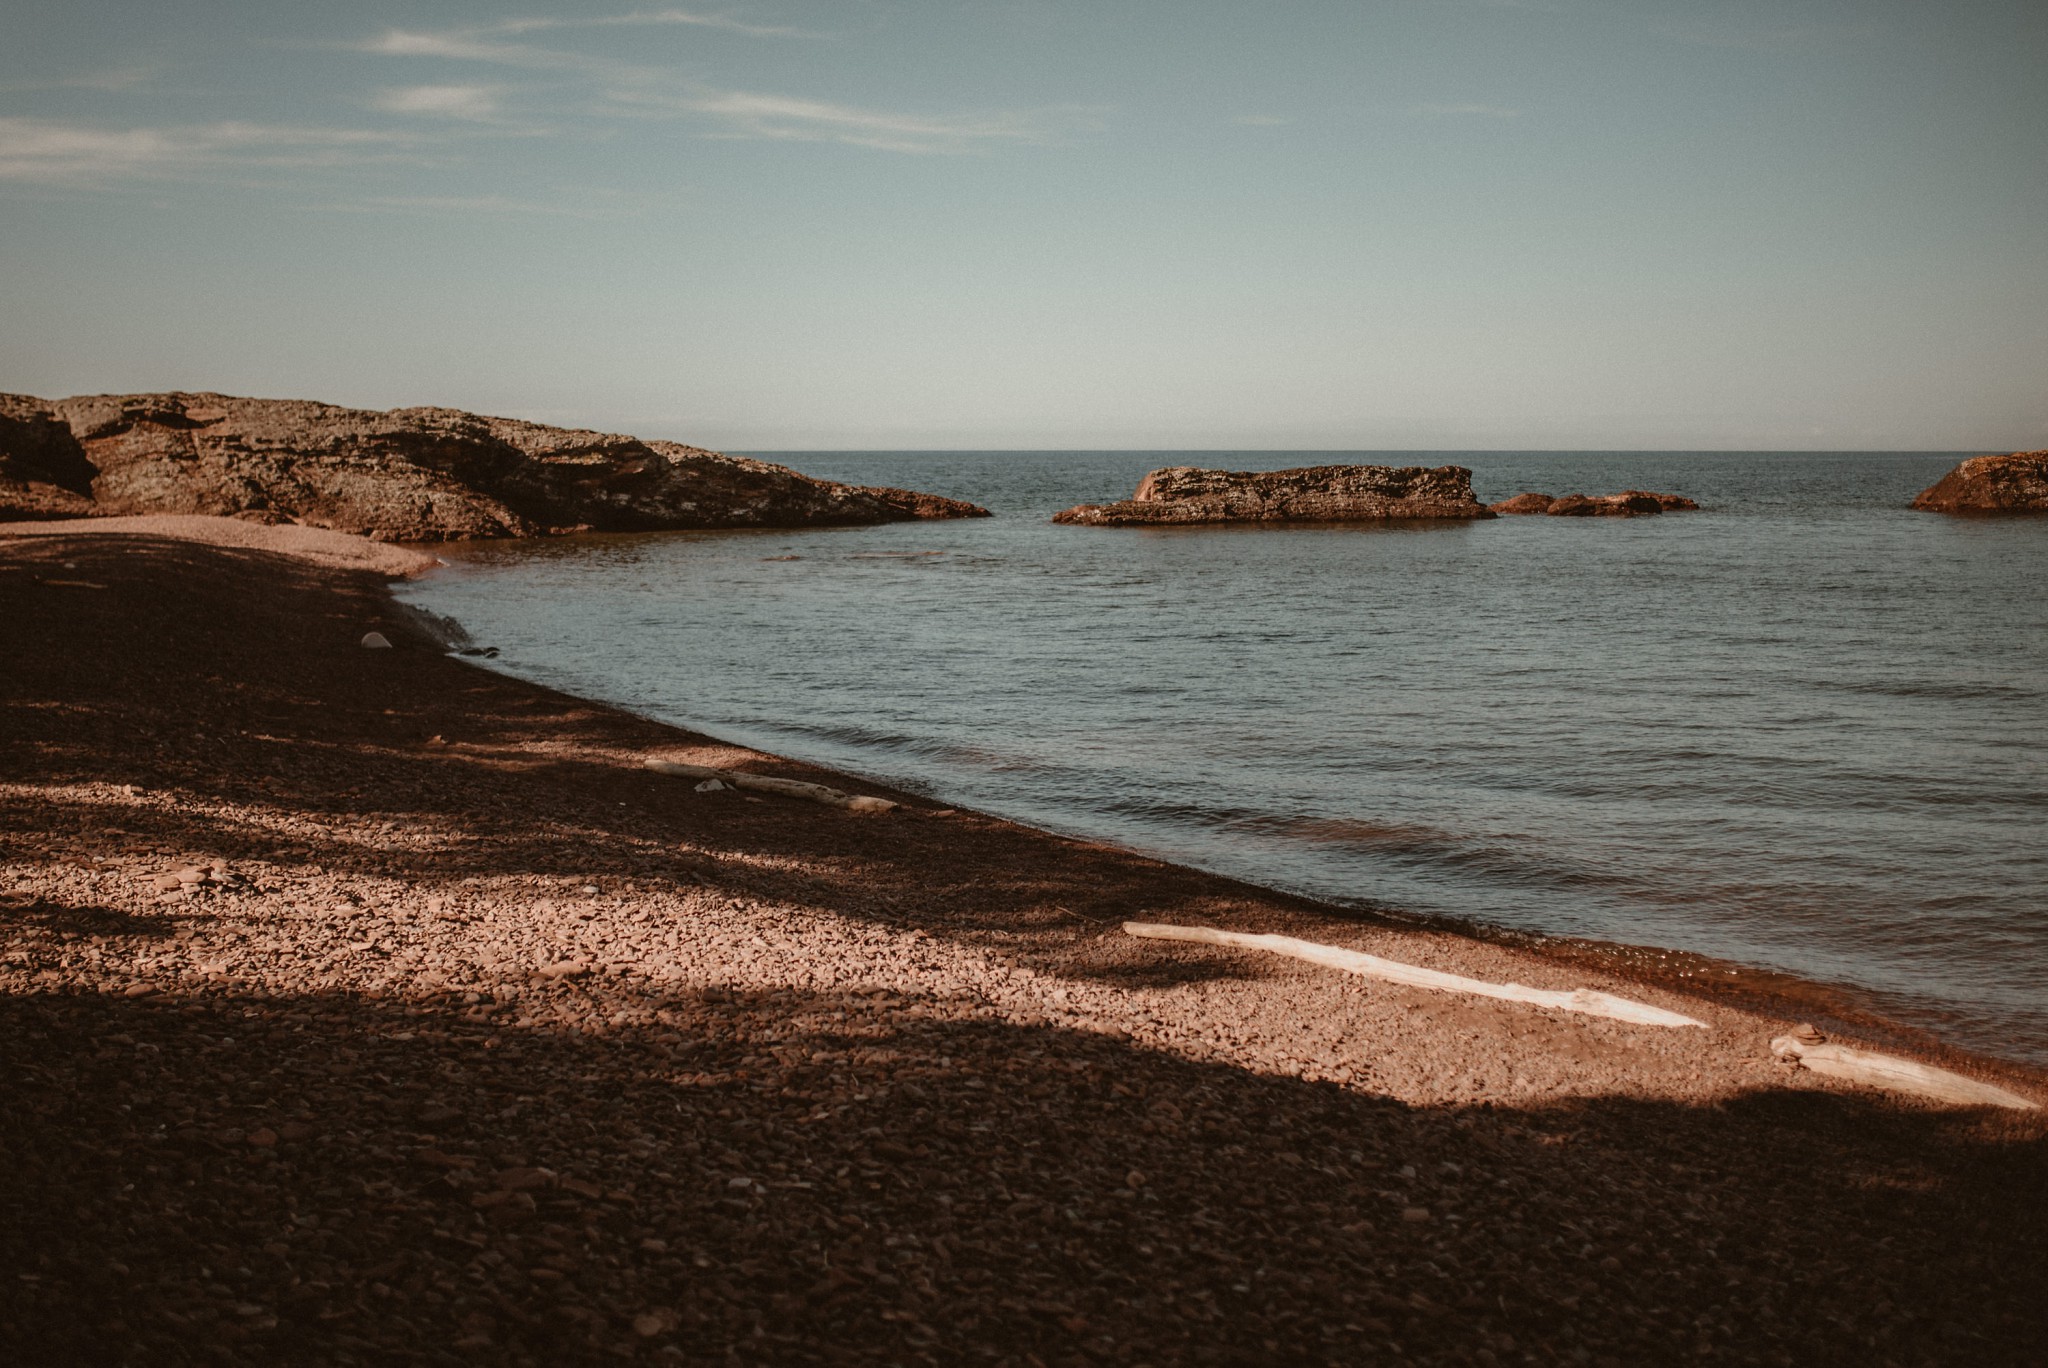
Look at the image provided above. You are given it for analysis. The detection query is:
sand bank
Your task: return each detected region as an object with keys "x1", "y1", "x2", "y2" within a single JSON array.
[{"x1": 2, "y1": 521, "x2": 2043, "y2": 1364}]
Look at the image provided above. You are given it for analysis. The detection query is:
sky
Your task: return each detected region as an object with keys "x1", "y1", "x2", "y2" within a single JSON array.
[{"x1": 2, "y1": 0, "x2": 2044, "y2": 451}]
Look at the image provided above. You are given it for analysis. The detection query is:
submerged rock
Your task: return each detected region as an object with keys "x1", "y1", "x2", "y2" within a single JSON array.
[
  {"x1": 1489, "y1": 490, "x2": 1698, "y2": 517},
  {"x1": 1053, "y1": 463, "x2": 1493, "y2": 526},
  {"x1": 0, "y1": 391, "x2": 989, "y2": 539},
  {"x1": 1911, "y1": 451, "x2": 2048, "y2": 515}
]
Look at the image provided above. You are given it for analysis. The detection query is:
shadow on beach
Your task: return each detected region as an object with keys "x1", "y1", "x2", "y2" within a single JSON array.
[
  {"x1": 5, "y1": 977, "x2": 2045, "y2": 1367},
  {"x1": 4, "y1": 533, "x2": 2046, "y2": 1365}
]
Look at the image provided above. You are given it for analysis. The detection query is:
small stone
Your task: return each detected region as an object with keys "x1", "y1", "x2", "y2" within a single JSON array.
[
  {"x1": 639, "y1": 1238, "x2": 668, "y2": 1254},
  {"x1": 1401, "y1": 1207, "x2": 1432, "y2": 1223},
  {"x1": 360, "y1": 632, "x2": 393, "y2": 649},
  {"x1": 245, "y1": 1128, "x2": 278, "y2": 1148},
  {"x1": 495, "y1": 1166, "x2": 555, "y2": 1192},
  {"x1": 419, "y1": 1103, "x2": 463, "y2": 1126},
  {"x1": 633, "y1": 1312, "x2": 671, "y2": 1337},
  {"x1": 694, "y1": 779, "x2": 727, "y2": 793}
]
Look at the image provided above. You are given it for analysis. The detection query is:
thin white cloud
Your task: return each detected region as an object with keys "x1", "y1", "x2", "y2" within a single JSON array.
[
  {"x1": 361, "y1": 8, "x2": 815, "y2": 66},
  {"x1": 1409, "y1": 102, "x2": 1523, "y2": 118},
  {"x1": 371, "y1": 84, "x2": 505, "y2": 121},
  {"x1": 0, "y1": 117, "x2": 418, "y2": 183},
  {"x1": 655, "y1": 88, "x2": 1054, "y2": 154},
  {"x1": 365, "y1": 29, "x2": 594, "y2": 70},
  {"x1": 361, "y1": 17, "x2": 1078, "y2": 155},
  {"x1": 508, "y1": 9, "x2": 819, "y2": 40}
]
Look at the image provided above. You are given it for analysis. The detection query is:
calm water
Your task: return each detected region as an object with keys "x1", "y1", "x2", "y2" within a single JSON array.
[{"x1": 400, "y1": 453, "x2": 2048, "y2": 1065}]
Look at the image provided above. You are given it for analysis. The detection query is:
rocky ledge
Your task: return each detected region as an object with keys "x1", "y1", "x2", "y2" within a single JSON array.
[
  {"x1": 1052, "y1": 463, "x2": 1493, "y2": 526},
  {"x1": 0, "y1": 391, "x2": 988, "y2": 539},
  {"x1": 1488, "y1": 491, "x2": 1699, "y2": 517},
  {"x1": 1911, "y1": 451, "x2": 2048, "y2": 515}
]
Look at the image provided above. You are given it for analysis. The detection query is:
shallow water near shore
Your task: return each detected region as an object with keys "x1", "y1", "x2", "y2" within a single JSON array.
[{"x1": 400, "y1": 452, "x2": 2048, "y2": 1065}]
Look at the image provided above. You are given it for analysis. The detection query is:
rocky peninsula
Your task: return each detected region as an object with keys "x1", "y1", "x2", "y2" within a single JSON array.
[
  {"x1": 1053, "y1": 463, "x2": 1493, "y2": 525},
  {"x1": 1911, "y1": 450, "x2": 2048, "y2": 515},
  {"x1": 0, "y1": 391, "x2": 987, "y2": 539}
]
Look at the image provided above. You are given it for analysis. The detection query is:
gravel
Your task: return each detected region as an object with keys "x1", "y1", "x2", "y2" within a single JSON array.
[{"x1": 2, "y1": 528, "x2": 2043, "y2": 1366}]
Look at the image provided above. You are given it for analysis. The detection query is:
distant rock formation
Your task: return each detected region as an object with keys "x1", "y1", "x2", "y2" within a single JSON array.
[
  {"x1": 1487, "y1": 490, "x2": 1699, "y2": 517},
  {"x1": 1911, "y1": 451, "x2": 2048, "y2": 515},
  {"x1": 0, "y1": 391, "x2": 988, "y2": 538},
  {"x1": 1052, "y1": 464, "x2": 1493, "y2": 526}
]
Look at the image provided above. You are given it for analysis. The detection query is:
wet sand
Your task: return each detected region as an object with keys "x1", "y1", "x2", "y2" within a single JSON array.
[{"x1": 3, "y1": 520, "x2": 2044, "y2": 1366}]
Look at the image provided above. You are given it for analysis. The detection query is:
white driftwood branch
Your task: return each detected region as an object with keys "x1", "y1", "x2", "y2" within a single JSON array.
[
  {"x1": 1771, "y1": 1035, "x2": 2037, "y2": 1110},
  {"x1": 1122, "y1": 921, "x2": 1707, "y2": 1028},
  {"x1": 645, "y1": 758, "x2": 897, "y2": 813}
]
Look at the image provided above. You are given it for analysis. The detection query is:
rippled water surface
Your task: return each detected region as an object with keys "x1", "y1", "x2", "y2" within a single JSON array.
[{"x1": 400, "y1": 453, "x2": 2048, "y2": 1063}]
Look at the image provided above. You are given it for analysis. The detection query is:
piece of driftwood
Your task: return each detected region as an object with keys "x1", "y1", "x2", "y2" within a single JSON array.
[
  {"x1": 1771, "y1": 1033, "x2": 2037, "y2": 1110},
  {"x1": 1122, "y1": 921, "x2": 1707, "y2": 1028},
  {"x1": 645, "y1": 758, "x2": 897, "y2": 813}
]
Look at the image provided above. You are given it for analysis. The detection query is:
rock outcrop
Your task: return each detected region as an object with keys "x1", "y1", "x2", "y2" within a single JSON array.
[
  {"x1": 1052, "y1": 464, "x2": 1493, "y2": 526},
  {"x1": 1911, "y1": 451, "x2": 2048, "y2": 515},
  {"x1": 0, "y1": 391, "x2": 988, "y2": 538},
  {"x1": 0, "y1": 394, "x2": 98, "y2": 520},
  {"x1": 1488, "y1": 490, "x2": 1699, "y2": 517}
]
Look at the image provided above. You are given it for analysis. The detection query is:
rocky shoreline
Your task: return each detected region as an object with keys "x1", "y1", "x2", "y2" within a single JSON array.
[
  {"x1": 0, "y1": 391, "x2": 988, "y2": 539},
  {"x1": 4, "y1": 520, "x2": 2045, "y2": 1365}
]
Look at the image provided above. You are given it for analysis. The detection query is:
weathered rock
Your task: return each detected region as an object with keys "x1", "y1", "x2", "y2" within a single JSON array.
[
  {"x1": 1528, "y1": 490, "x2": 1697, "y2": 517},
  {"x1": 1488, "y1": 492, "x2": 1558, "y2": 515},
  {"x1": 1052, "y1": 464, "x2": 1493, "y2": 525},
  {"x1": 0, "y1": 391, "x2": 988, "y2": 540},
  {"x1": 1911, "y1": 451, "x2": 2048, "y2": 515},
  {"x1": 0, "y1": 394, "x2": 98, "y2": 520}
]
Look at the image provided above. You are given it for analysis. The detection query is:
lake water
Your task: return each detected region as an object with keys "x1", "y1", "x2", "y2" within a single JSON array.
[{"x1": 399, "y1": 453, "x2": 2048, "y2": 1065}]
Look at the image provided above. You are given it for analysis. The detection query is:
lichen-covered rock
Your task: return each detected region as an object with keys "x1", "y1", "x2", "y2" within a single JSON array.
[
  {"x1": 1, "y1": 391, "x2": 988, "y2": 540},
  {"x1": 1911, "y1": 451, "x2": 2048, "y2": 515},
  {"x1": 1052, "y1": 464, "x2": 1492, "y2": 525},
  {"x1": 1490, "y1": 490, "x2": 1698, "y2": 517}
]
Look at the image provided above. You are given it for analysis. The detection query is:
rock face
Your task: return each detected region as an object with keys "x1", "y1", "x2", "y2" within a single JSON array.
[
  {"x1": 1052, "y1": 464, "x2": 1493, "y2": 526},
  {"x1": 0, "y1": 395, "x2": 98, "y2": 520},
  {"x1": 1488, "y1": 490, "x2": 1699, "y2": 517},
  {"x1": 0, "y1": 391, "x2": 988, "y2": 538},
  {"x1": 1911, "y1": 451, "x2": 2048, "y2": 515}
]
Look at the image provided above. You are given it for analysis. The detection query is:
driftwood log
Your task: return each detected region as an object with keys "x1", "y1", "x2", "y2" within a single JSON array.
[
  {"x1": 1771, "y1": 1032, "x2": 2037, "y2": 1110},
  {"x1": 1122, "y1": 922, "x2": 1707, "y2": 1028},
  {"x1": 645, "y1": 758, "x2": 898, "y2": 813}
]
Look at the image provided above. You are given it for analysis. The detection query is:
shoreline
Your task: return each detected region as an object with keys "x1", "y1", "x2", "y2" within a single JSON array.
[
  {"x1": 408, "y1": 527, "x2": 2042, "y2": 1083},
  {"x1": 5, "y1": 516, "x2": 2045, "y2": 1363}
]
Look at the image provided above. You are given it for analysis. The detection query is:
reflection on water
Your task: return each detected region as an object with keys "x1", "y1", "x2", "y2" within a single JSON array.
[{"x1": 401, "y1": 451, "x2": 2048, "y2": 1065}]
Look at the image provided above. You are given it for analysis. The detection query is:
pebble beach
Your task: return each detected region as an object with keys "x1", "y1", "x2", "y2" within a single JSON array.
[{"x1": 3, "y1": 518, "x2": 2044, "y2": 1366}]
